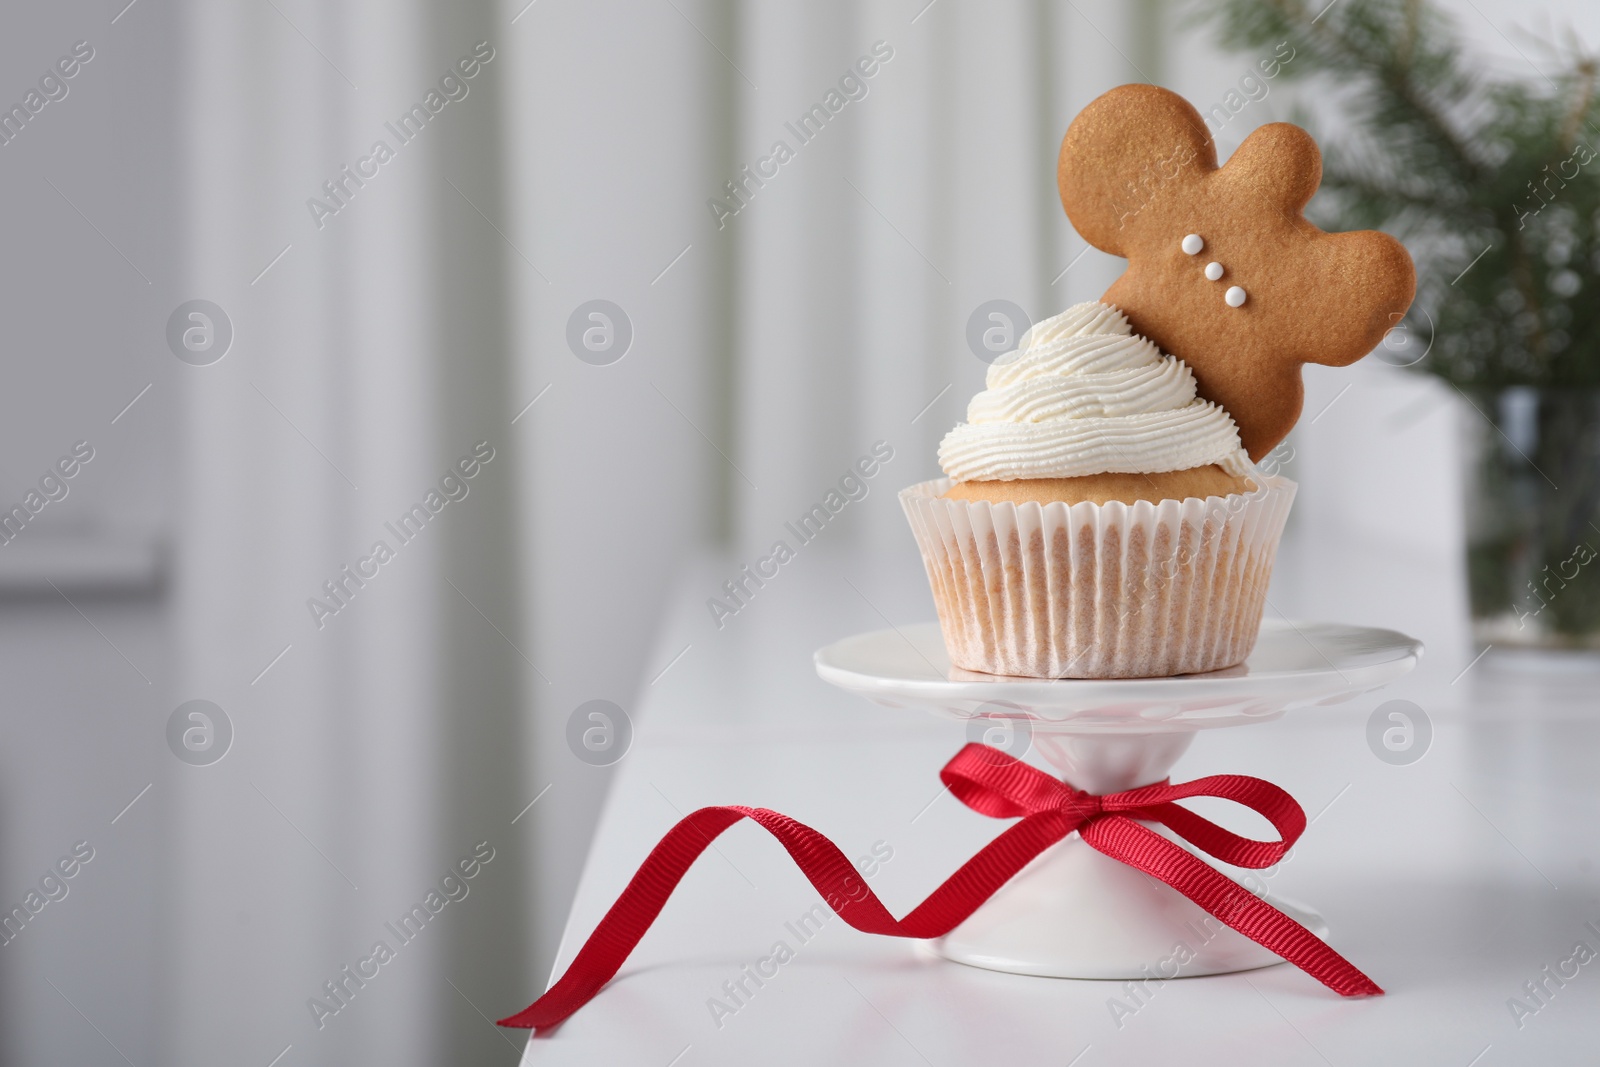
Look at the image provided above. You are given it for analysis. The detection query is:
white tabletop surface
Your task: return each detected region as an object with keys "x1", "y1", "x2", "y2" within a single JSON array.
[{"x1": 516, "y1": 540, "x2": 1600, "y2": 1067}]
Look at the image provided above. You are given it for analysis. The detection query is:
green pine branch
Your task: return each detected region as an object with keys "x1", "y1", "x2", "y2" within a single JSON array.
[{"x1": 1197, "y1": 0, "x2": 1600, "y2": 387}]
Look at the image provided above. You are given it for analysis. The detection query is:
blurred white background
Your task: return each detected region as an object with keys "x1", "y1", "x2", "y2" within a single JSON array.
[{"x1": 0, "y1": 0, "x2": 1596, "y2": 1064}]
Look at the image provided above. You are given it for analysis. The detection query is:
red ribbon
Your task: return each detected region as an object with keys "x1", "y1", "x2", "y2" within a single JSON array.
[{"x1": 500, "y1": 743, "x2": 1380, "y2": 1030}]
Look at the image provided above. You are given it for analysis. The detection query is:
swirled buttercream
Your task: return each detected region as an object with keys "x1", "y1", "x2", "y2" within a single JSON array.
[{"x1": 939, "y1": 302, "x2": 1246, "y2": 481}]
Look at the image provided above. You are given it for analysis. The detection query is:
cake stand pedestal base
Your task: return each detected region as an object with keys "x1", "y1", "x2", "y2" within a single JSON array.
[{"x1": 930, "y1": 730, "x2": 1323, "y2": 979}]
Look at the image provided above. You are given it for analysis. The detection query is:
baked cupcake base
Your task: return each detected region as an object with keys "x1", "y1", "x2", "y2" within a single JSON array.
[
  {"x1": 942, "y1": 464, "x2": 1251, "y2": 507},
  {"x1": 902, "y1": 475, "x2": 1295, "y2": 679}
]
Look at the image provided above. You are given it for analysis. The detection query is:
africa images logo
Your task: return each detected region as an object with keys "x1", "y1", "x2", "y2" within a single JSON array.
[
  {"x1": 305, "y1": 442, "x2": 496, "y2": 630},
  {"x1": 307, "y1": 841, "x2": 496, "y2": 1030},
  {"x1": 705, "y1": 441, "x2": 894, "y2": 630},
  {"x1": 305, "y1": 42, "x2": 496, "y2": 230},
  {"x1": 706, "y1": 41, "x2": 894, "y2": 229}
]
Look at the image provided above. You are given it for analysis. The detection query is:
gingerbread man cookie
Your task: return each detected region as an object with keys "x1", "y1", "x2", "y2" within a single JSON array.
[{"x1": 1058, "y1": 84, "x2": 1415, "y2": 460}]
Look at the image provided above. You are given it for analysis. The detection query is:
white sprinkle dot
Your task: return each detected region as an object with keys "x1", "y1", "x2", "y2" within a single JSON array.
[
  {"x1": 1205, "y1": 261, "x2": 1224, "y2": 281},
  {"x1": 1181, "y1": 234, "x2": 1204, "y2": 255},
  {"x1": 1225, "y1": 286, "x2": 1247, "y2": 307}
]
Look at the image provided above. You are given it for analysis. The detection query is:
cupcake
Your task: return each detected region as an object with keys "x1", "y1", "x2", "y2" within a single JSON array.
[
  {"x1": 901, "y1": 83, "x2": 1415, "y2": 679},
  {"x1": 902, "y1": 302, "x2": 1294, "y2": 678}
]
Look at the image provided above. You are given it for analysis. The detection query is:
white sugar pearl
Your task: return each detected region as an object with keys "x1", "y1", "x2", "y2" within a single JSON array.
[
  {"x1": 1225, "y1": 286, "x2": 1247, "y2": 307},
  {"x1": 1181, "y1": 234, "x2": 1204, "y2": 255},
  {"x1": 1205, "y1": 261, "x2": 1224, "y2": 281}
]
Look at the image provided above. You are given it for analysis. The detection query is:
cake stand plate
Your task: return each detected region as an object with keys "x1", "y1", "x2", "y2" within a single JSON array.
[{"x1": 814, "y1": 619, "x2": 1421, "y2": 981}]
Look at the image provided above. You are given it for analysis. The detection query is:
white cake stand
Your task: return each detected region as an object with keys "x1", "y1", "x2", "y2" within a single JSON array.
[{"x1": 814, "y1": 619, "x2": 1421, "y2": 980}]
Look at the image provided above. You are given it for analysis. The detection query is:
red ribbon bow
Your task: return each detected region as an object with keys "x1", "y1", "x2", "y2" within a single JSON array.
[{"x1": 500, "y1": 743, "x2": 1380, "y2": 1030}]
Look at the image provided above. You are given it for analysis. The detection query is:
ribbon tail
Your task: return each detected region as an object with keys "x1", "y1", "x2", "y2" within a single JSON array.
[
  {"x1": 497, "y1": 806, "x2": 747, "y2": 1030},
  {"x1": 1081, "y1": 815, "x2": 1383, "y2": 997},
  {"x1": 748, "y1": 807, "x2": 1074, "y2": 940},
  {"x1": 499, "y1": 805, "x2": 1075, "y2": 1031}
]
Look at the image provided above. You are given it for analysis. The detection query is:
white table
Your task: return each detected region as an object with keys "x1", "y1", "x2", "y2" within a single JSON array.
[{"x1": 517, "y1": 541, "x2": 1600, "y2": 1066}]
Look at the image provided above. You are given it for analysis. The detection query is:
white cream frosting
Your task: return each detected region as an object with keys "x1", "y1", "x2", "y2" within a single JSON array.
[{"x1": 938, "y1": 302, "x2": 1246, "y2": 481}]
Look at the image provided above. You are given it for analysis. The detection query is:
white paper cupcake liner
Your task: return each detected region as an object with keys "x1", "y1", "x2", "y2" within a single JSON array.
[{"x1": 900, "y1": 473, "x2": 1296, "y2": 678}]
